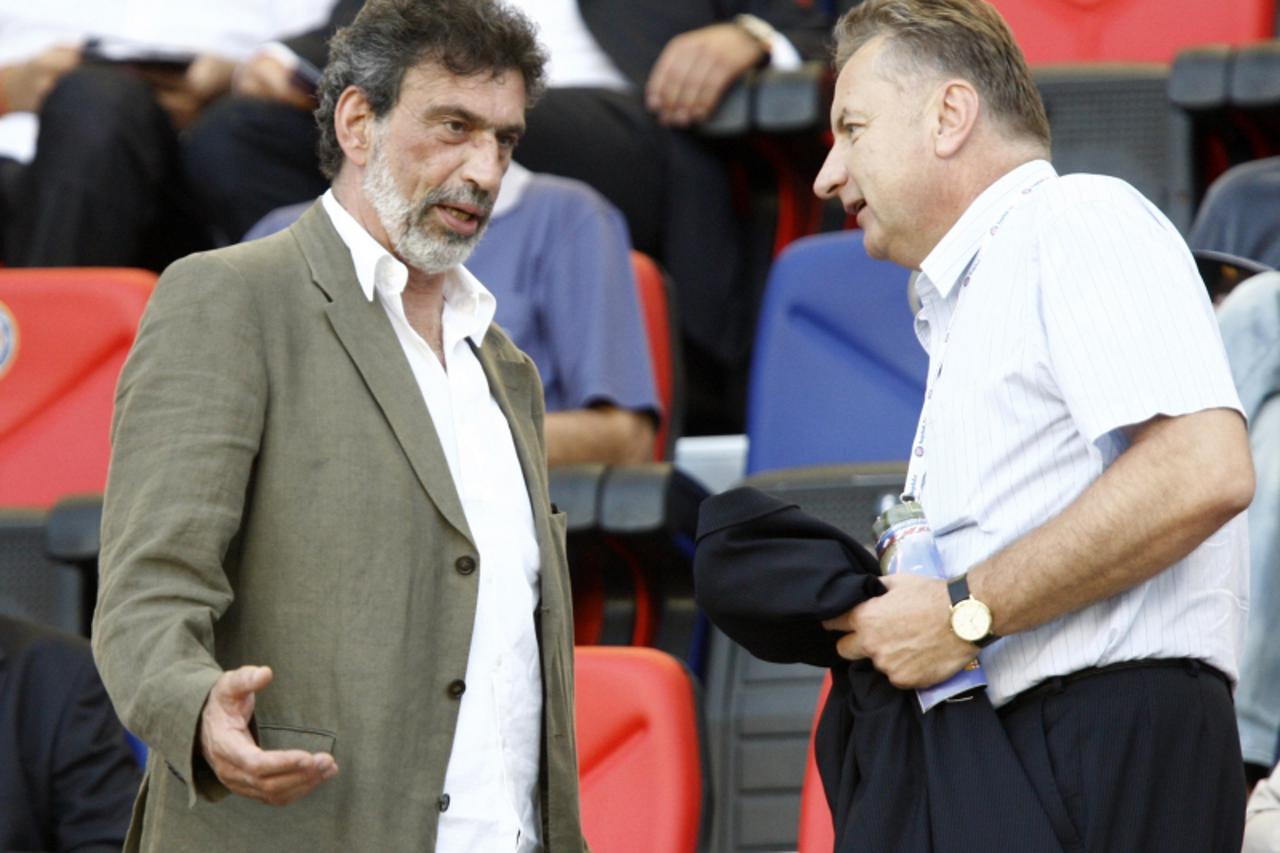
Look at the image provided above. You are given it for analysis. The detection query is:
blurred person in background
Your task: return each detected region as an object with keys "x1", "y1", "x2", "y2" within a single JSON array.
[
  {"x1": 0, "y1": 613, "x2": 140, "y2": 853},
  {"x1": 0, "y1": 0, "x2": 333, "y2": 268}
]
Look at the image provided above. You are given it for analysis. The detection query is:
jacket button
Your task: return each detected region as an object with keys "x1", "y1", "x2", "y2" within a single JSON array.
[
  {"x1": 438, "y1": 793, "x2": 451, "y2": 812},
  {"x1": 447, "y1": 679, "x2": 466, "y2": 699},
  {"x1": 455, "y1": 555, "x2": 476, "y2": 575}
]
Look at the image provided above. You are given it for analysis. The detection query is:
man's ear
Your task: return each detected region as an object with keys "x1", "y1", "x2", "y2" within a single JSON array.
[
  {"x1": 933, "y1": 79, "x2": 980, "y2": 159},
  {"x1": 334, "y1": 85, "x2": 376, "y2": 168}
]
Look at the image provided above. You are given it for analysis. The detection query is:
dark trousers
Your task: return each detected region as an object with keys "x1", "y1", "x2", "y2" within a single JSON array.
[
  {"x1": 998, "y1": 660, "x2": 1245, "y2": 852},
  {"x1": 2, "y1": 65, "x2": 207, "y2": 269},
  {"x1": 183, "y1": 97, "x2": 327, "y2": 244}
]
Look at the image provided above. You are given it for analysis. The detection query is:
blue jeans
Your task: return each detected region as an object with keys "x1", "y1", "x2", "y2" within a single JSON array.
[{"x1": 1218, "y1": 271, "x2": 1280, "y2": 767}]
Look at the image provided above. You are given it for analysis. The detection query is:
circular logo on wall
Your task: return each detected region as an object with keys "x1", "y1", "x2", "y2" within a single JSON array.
[{"x1": 0, "y1": 300, "x2": 17, "y2": 379}]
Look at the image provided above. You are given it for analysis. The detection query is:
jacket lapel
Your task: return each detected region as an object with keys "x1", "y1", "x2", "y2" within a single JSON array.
[{"x1": 291, "y1": 203, "x2": 474, "y2": 546}]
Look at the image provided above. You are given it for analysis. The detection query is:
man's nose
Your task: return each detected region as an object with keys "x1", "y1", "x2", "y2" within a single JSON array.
[
  {"x1": 461, "y1": 135, "x2": 507, "y2": 194},
  {"x1": 813, "y1": 146, "x2": 846, "y2": 200}
]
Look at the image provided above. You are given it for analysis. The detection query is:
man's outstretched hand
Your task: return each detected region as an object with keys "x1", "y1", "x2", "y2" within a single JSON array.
[{"x1": 199, "y1": 665, "x2": 337, "y2": 806}]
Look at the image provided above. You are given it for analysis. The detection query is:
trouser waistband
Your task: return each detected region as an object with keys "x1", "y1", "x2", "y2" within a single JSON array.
[{"x1": 1000, "y1": 657, "x2": 1230, "y2": 716}]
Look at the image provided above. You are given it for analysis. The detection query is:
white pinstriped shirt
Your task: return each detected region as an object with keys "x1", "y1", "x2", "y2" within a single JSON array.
[{"x1": 912, "y1": 160, "x2": 1249, "y2": 708}]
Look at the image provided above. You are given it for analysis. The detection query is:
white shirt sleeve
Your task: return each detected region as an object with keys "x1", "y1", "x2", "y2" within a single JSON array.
[{"x1": 1037, "y1": 188, "x2": 1242, "y2": 445}]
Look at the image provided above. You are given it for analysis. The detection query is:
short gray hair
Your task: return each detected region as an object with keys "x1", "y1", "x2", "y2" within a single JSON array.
[{"x1": 834, "y1": 0, "x2": 1050, "y2": 150}]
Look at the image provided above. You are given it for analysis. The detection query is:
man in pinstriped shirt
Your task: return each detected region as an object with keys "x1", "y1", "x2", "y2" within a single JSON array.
[{"x1": 815, "y1": 1, "x2": 1254, "y2": 849}]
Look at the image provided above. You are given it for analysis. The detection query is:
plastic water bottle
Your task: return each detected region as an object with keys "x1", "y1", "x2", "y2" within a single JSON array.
[{"x1": 872, "y1": 499, "x2": 987, "y2": 711}]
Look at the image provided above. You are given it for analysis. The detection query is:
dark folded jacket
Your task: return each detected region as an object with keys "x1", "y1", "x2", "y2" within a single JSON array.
[{"x1": 694, "y1": 487, "x2": 1064, "y2": 852}]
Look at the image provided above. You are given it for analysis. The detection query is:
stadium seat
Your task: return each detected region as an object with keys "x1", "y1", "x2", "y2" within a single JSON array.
[
  {"x1": 550, "y1": 463, "x2": 708, "y2": 667},
  {"x1": 629, "y1": 251, "x2": 683, "y2": 460},
  {"x1": 1033, "y1": 65, "x2": 1191, "y2": 229},
  {"x1": 746, "y1": 230, "x2": 926, "y2": 473},
  {"x1": 0, "y1": 509, "x2": 83, "y2": 635},
  {"x1": 797, "y1": 673, "x2": 835, "y2": 853},
  {"x1": 991, "y1": 0, "x2": 1273, "y2": 65},
  {"x1": 702, "y1": 464, "x2": 905, "y2": 852},
  {"x1": 574, "y1": 646, "x2": 706, "y2": 853},
  {"x1": 0, "y1": 268, "x2": 155, "y2": 509}
]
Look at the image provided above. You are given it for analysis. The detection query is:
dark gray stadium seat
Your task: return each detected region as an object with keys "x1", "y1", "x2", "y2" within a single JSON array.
[
  {"x1": 1034, "y1": 65, "x2": 1189, "y2": 230},
  {"x1": 0, "y1": 510, "x2": 85, "y2": 635},
  {"x1": 702, "y1": 463, "x2": 907, "y2": 852}
]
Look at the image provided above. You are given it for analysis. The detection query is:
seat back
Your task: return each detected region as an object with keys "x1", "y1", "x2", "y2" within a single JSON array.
[
  {"x1": 630, "y1": 251, "x2": 683, "y2": 460},
  {"x1": 992, "y1": 0, "x2": 1273, "y2": 64},
  {"x1": 1033, "y1": 65, "x2": 1189, "y2": 228},
  {"x1": 0, "y1": 509, "x2": 84, "y2": 635},
  {"x1": 746, "y1": 231, "x2": 926, "y2": 474},
  {"x1": 703, "y1": 463, "x2": 905, "y2": 852},
  {"x1": 574, "y1": 646, "x2": 705, "y2": 853},
  {"x1": 0, "y1": 268, "x2": 155, "y2": 508}
]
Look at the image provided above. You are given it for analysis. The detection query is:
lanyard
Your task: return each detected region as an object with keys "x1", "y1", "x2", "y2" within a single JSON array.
[{"x1": 902, "y1": 175, "x2": 1051, "y2": 501}]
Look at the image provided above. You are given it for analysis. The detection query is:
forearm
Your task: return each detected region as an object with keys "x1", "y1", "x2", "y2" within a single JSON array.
[
  {"x1": 968, "y1": 408, "x2": 1253, "y2": 636},
  {"x1": 544, "y1": 406, "x2": 655, "y2": 467}
]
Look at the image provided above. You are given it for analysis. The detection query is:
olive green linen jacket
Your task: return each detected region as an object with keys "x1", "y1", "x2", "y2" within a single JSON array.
[{"x1": 92, "y1": 203, "x2": 586, "y2": 851}]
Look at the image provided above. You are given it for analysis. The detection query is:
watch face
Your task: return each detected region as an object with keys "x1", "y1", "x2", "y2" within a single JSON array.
[{"x1": 951, "y1": 599, "x2": 993, "y2": 643}]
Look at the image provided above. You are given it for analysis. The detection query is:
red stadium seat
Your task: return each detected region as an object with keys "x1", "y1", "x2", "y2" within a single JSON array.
[
  {"x1": 574, "y1": 646, "x2": 705, "y2": 853},
  {"x1": 992, "y1": 0, "x2": 1274, "y2": 65},
  {"x1": 629, "y1": 251, "x2": 682, "y2": 461},
  {"x1": 0, "y1": 268, "x2": 155, "y2": 508},
  {"x1": 797, "y1": 673, "x2": 835, "y2": 853}
]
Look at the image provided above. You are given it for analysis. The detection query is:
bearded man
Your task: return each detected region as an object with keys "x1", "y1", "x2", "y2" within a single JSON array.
[{"x1": 91, "y1": 1, "x2": 588, "y2": 850}]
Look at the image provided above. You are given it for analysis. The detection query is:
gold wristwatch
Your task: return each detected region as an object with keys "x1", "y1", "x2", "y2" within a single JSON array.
[{"x1": 947, "y1": 575, "x2": 998, "y2": 648}]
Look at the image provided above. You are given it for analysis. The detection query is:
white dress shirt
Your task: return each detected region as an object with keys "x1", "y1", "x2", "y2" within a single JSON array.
[
  {"x1": 321, "y1": 191, "x2": 544, "y2": 852},
  {"x1": 911, "y1": 159, "x2": 1249, "y2": 708}
]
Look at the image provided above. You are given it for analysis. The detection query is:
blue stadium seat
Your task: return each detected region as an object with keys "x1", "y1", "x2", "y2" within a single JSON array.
[
  {"x1": 746, "y1": 230, "x2": 927, "y2": 474},
  {"x1": 703, "y1": 230, "x2": 928, "y2": 851}
]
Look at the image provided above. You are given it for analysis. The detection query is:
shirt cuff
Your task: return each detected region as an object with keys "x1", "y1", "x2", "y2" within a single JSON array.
[
  {"x1": 767, "y1": 33, "x2": 802, "y2": 71},
  {"x1": 255, "y1": 41, "x2": 300, "y2": 71}
]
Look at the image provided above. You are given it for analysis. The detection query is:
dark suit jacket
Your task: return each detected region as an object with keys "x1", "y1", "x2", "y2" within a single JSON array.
[
  {"x1": 292, "y1": 0, "x2": 831, "y2": 80},
  {"x1": 694, "y1": 488, "x2": 1064, "y2": 853},
  {"x1": 0, "y1": 616, "x2": 140, "y2": 853}
]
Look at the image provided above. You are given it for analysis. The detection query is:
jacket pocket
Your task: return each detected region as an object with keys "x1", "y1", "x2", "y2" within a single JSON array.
[{"x1": 257, "y1": 723, "x2": 337, "y2": 756}]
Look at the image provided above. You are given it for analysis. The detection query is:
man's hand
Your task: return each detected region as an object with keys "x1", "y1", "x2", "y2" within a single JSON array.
[
  {"x1": 233, "y1": 52, "x2": 316, "y2": 110},
  {"x1": 147, "y1": 54, "x2": 235, "y2": 128},
  {"x1": 644, "y1": 23, "x2": 766, "y2": 127},
  {"x1": 0, "y1": 45, "x2": 81, "y2": 114},
  {"x1": 821, "y1": 573, "x2": 977, "y2": 689},
  {"x1": 199, "y1": 665, "x2": 338, "y2": 806}
]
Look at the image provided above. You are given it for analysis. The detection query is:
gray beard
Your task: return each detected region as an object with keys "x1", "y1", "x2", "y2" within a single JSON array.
[{"x1": 362, "y1": 139, "x2": 491, "y2": 275}]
